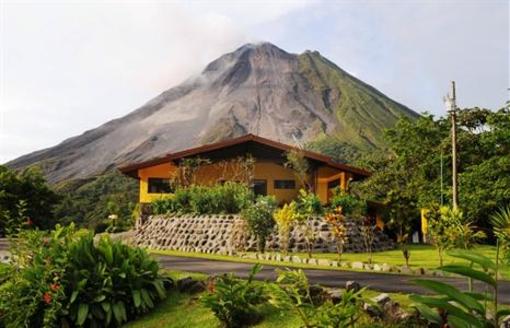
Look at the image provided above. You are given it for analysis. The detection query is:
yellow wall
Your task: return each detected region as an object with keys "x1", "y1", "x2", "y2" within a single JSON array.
[
  {"x1": 253, "y1": 161, "x2": 304, "y2": 204},
  {"x1": 316, "y1": 167, "x2": 348, "y2": 204},
  {"x1": 138, "y1": 162, "x2": 176, "y2": 203},
  {"x1": 137, "y1": 159, "x2": 350, "y2": 205}
]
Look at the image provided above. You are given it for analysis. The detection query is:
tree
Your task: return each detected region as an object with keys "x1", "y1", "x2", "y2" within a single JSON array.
[
  {"x1": 242, "y1": 195, "x2": 277, "y2": 253},
  {"x1": 273, "y1": 202, "x2": 298, "y2": 255},
  {"x1": 354, "y1": 105, "x2": 510, "y2": 241},
  {"x1": 324, "y1": 207, "x2": 348, "y2": 261},
  {"x1": 53, "y1": 171, "x2": 138, "y2": 232},
  {"x1": 294, "y1": 189, "x2": 323, "y2": 258},
  {"x1": 0, "y1": 165, "x2": 59, "y2": 234},
  {"x1": 285, "y1": 149, "x2": 312, "y2": 191}
]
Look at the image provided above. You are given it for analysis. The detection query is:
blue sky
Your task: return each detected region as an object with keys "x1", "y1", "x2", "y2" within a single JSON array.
[{"x1": 1, "y1": 0, "x2": 508, "y2": 162}]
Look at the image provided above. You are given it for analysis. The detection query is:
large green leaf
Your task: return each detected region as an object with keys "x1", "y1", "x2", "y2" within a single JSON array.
[
  {"x1": 440, "y1": 264, "x2": 496, "y2": 287},
  {"x1": 70, "y1": 290, "x2": 79, "y2": 304},
  {"x1": 412, "y1": 303, "x2": 441, "y2": 324},
  {"x1": 497, "y1": 308, "x2": 510, "y2": 319},
  {"x1": 77, "y1": 303, "x2": 89, "y2": 326},
  {"x1": 132, "y1": 290, "x2": 141, "y2": 308},
  {"x1": 447, "y1": 250, "x2": 496, "y2": 271},
  {"x1": 112, "y1": 301, "x2": 127, "y2": 324},
  {"x1": 409, "y1": 294, "x2": 483, "y2": 327},
  {"x1": 447, "y1": 314, "x2": 476, "y2": 328},
  {"x1": 414, "y1": 279, "x2": 484, "y2": 314}
]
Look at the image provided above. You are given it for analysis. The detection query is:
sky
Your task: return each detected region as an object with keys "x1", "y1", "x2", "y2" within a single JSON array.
[{"x1": 0, "y1": 0, "x2": 508, "y2": 163}]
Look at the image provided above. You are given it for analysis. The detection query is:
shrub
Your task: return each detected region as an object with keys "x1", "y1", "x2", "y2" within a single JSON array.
[
  {"x1": 411, "y1": 249, "x2": 510, "y2": 327},
  {"x1": 0, "y1": 224, "x2": 169, "y2": 327},
  {"x1": 202, "y1": 264, "x2": 266, "y2": 328},
  {"x1": 324, "y1": 206, "x2": 348, "y2": 261},
  {"x1": 151, "y1": 182, "x2": 254, "y2": 215},
  {"x1": 294, "y1": 190, "x2": 323, "y2": 258},
  {"x1": 268, "y1": 268, "x2": 364, "y2": 328},
  {"x1": 273, "y1": 202, "x2": 298, "y2": 255},
  {"x1": 242, "y1": 195, "x2": 277, "y2": 253},
  {"x1": 328, "y1": 188, "x2": 367, "y2": 218}
]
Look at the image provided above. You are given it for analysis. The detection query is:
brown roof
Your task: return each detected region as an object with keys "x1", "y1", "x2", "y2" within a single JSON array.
[{"x1": 118, "y1": 134, "x2": 371, "y2": 178}]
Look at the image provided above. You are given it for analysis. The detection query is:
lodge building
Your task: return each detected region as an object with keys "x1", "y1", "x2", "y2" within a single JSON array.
[{"x1": 119, "y1": 134, "x2": 371, "y2": 206}]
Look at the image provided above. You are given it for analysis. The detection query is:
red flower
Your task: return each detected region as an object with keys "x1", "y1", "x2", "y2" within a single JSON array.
[
  {"x1": 42, "y1": 292, "x2": 52, "y2": 304},
  {"x1": 50, "y1": 283, "x2": 60, "y2": 291}
]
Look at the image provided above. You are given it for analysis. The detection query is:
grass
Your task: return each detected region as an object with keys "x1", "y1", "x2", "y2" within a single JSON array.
[
  {"x1": 150, "y1": 244, "x2": 507, "y2": 277},
  {"x1": 124, "y1": 270, "x2": 413, "y2": 328}
]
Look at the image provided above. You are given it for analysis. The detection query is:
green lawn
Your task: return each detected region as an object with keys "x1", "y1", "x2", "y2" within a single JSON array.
[
  {"x1": 124, "y1": 270, "x2": 413, "y2": 328},
  {"x1": 150, "y1": 244, "x2": 507, "y2": 277}
]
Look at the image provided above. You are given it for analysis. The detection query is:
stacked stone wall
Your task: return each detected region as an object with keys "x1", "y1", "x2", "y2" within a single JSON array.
[{"x1": 133, "y1": 214, "x2": 394, "y2": 253}]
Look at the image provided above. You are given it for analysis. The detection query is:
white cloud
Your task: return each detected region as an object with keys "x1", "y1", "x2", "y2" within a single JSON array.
[{"x1": 0, "y1": 0, "x2": 311, "y2": 162}]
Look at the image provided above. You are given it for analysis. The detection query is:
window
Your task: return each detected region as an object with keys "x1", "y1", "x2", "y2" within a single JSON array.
[
  {"x1": 148, "y1": 178, "x2": 173, "y2": 194},
  {"x1": 252, "y1": 179, "x2": 267, "y2": 196},
  {"x1": 274, "y1": 179, "x2": 296, "y2": 189},
  {"x1": 327, "y1": 179, "x2": 340, "y2": 189}
]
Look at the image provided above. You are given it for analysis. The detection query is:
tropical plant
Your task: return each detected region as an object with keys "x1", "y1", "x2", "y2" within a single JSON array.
[
  {"x1": 268, "y1": 268, "x2": 364, "y2": 328},
  {"x1": 1, "y1": 199, "x2": 29, "y2": 236},
  {"x1": 285, "y1": 149, "x2": 312, "y2": 191},
  {"x1": 151, "y1": 182, "x2": 254, "y2": 215},
  {"x1": 273, "y1": 202, "x2": 298, "y2": 255},
  {"x1": 360, "y1": 216, "x2": 376, "y2": 264},
  {"x1": 410, "y1": 249, "x2": 510, "y2": 328},
  {"x1": 490, "y1": 205, "x2": 510, "y2": 261},
  {"x1": 0, "y1": 224, "x2": 169, "y2": 327},
  {"x1": 242, "y1": 195, "x2": 277, "y2": 253},
  {"x1": 428, "y1": 207, "x2": 456, "y2": 267},
  {"x1": 441, "y1": 207, "x2": 486, "y2": 250},
  {"x1": 295, "y1": 189, "x2": 323, "y2": 258},
  {"x1": 324, "y1": 206, "x2": 348, "y2": 261},
  {"x1": 328, "y1": 188, "x2": 367, "y2": 218},
  {"x1": 396, "y1": 229, "x2": 411, "y2": 268},
  {"x1": 201, "y1": 264, "x2": 266, "y2": 328}
]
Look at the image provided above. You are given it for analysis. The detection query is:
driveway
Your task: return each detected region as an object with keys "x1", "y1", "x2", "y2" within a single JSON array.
[{"x1": 157, "y1": 254, "x2": 510, "y2": 304}]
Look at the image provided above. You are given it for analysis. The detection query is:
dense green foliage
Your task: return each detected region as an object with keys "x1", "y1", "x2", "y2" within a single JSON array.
[
  {"x1": 53, "y1": 171, "x2": 138, "y2": 232},
  {"x1": 202, "y1": 264, "x2": 266, "y2": 328},
  {"x1": 0, "y1": 225, "x2": 168, "y2": 327},
  {"x1": 328, "y1": 188, "x2": 367, "y2": 218},
  {"x1": 0, "y1": 165, "x2": 59, "y2": 235},
  {"x1": 490, "y1": 206, "x2": 510, "y2": 263},
  {"x1": 268, "y1": 268, "x2": 365, "y2": 328},
  {"x1": 306, "y1": 137, "x2": 363, "y2": 164},
  {"x1": 354, "y1": 105, "x2": 510, "y2": 238},
  {"x1": 411, "y1": 249, "x2": 510, "y2": 327},
  {"x1": 151, "y1": 182, "x2": 254, "y2": 215},
  {"x1": 242, "y1": 195, "x2": 278, "y2": 253},
  {"x1": 294, "y1": 190, "x2": 323, "y2": 258}
]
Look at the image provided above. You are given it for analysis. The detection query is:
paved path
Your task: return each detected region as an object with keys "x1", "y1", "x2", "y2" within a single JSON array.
[
  {"x1": 157, "y1": 255, "x2": 510, "y2": 304},
  {"x1": 3, "y1": 239, "x2": 509, "y2": 304}
]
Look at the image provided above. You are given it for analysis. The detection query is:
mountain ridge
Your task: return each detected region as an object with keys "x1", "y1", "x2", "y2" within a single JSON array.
[{"x1": 7, "y1": 42, "x2": 419, "y2": 183}]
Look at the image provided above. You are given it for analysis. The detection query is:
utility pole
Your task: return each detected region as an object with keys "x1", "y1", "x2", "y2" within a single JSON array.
[{"x1": 444, "y1": 81, "x2": 459, "y2": 210}]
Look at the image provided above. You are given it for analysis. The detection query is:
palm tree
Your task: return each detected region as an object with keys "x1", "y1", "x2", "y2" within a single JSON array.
[{"x1": 490, "y1": 206, "x2": 510, "y2": 247}]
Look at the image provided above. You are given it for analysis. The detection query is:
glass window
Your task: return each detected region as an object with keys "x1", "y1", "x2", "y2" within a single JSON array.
[
  {"x1": 327, "y1": 179, "x2": 340, "y2": 189},
  {"x1": 274, "y1": 179, "x2": 296, "y2": 189},
  {"x1": 148, "y1": 178, "x2": 173, "y2": 194}
]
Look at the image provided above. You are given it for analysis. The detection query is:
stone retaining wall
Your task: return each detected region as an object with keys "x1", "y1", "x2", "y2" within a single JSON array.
[{"x1": 134, "y1": 214, "x2": 394, "y2": 253}]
